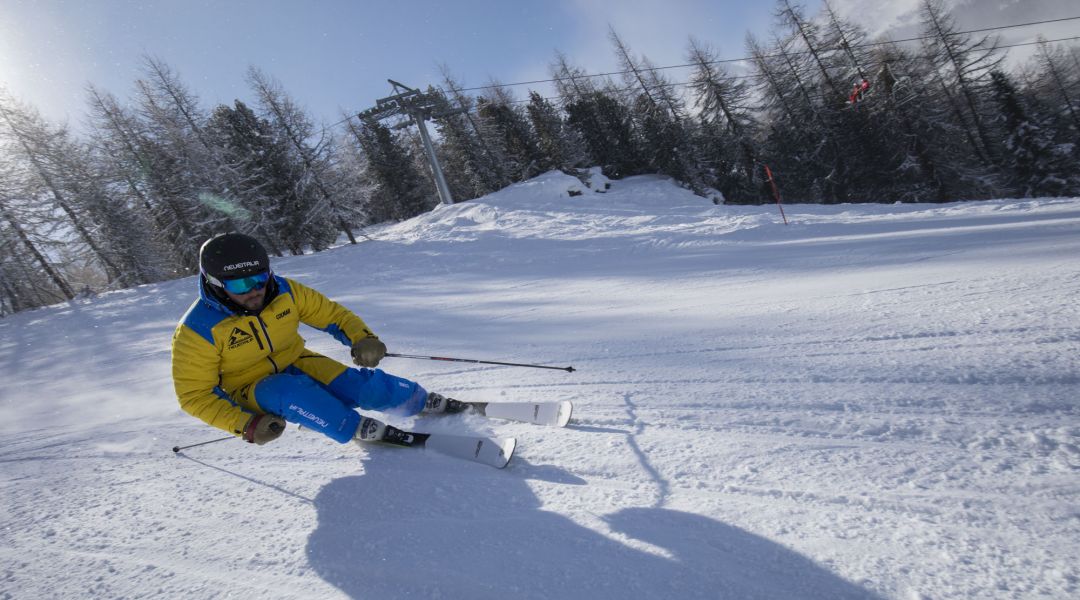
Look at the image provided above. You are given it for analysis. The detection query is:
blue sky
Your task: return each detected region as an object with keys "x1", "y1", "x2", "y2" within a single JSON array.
[
  {"x1": 0, "y1": 0, "x2": 789, "y2": 125},
  {"x1": 0, "y1": 0, "x2": 1073, "y2": 128}
]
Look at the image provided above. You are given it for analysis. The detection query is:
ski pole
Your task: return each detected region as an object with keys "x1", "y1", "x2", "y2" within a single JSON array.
[
  {"x1": 385, "y1": 353, "x2": 576, "y2": 372},
  {"x1": 172, "y1": 436, "x2": 234, "y2": 453}
]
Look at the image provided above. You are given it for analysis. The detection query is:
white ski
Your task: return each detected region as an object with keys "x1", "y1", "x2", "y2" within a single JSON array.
[
  {"x1": 422, "y1": 433, "x2": 516, "y2": 469},
  {"x1": 473, "y1": 400, "x2": 574, "y2": 427},
  {"x1": 358, "y1": 419, "x2": 517, "y2": 470}
]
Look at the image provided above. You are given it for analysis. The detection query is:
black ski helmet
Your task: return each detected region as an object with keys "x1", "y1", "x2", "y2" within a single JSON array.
[{"x1": 199, "y1": 233, "x2": 270, "y2": 288}]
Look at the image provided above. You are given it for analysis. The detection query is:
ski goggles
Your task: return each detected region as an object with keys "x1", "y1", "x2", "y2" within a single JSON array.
[{"x1": 219, "y1": 271, "x2": 271, "y2": 295}]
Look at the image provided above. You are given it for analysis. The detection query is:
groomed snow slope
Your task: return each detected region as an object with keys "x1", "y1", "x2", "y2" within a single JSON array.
[{"x1": 1, "y1": 171, "x2": 1078, "y2": 599}]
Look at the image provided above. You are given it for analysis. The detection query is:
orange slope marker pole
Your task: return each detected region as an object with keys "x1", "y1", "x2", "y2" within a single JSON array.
[{"x1": 763, "y1": 164, "x2": 789, "y2": 225}]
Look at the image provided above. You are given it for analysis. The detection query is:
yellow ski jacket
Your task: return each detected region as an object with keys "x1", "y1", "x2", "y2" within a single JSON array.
[{"x1": 171, "y1": 275, "x2": 375, "y2": 436}]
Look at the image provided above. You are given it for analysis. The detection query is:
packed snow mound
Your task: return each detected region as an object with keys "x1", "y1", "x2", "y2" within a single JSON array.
[
  {"x1": 387, "y1": 170, "x2": 753, "y2": 243},
  {"x1": 384, "y1": 169, "x2": 1080, "y2": 251}
]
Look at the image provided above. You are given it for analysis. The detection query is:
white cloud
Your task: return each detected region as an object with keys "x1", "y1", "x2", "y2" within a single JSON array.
[
  {"x1": 561, "y1": 0, "x2": 765, "y2": 77},
  {"x1": 827, "y1": 0, "x2": 928, "y2": 37},
  {"x1": 829, "y1": 0, "x2": 1078, "y2": 69}
]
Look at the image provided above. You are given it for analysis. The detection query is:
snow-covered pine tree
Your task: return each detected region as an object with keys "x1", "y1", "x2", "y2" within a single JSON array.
[
  {"x1": 0, "y1": 221, "x2": 71, "y2": 313},
  {"x1": 747, "y1": 30, "x2": 845, "y2": 203},
  {"x1": 475, "y1": 83, "x2": 544, "y2": 181},
  {"x1": 1025, "y1": 38, "x2": 1080, "y2": 141},
  {"x1": 552, "y1": 52, "x2": 644, "y2": 179},
  {"x1": 609, "y1": 28, "x2": 707, "y2": 194},
  {"x1": 815, "y1": 0, "x2": 914, "y2": 201},
  {"x1": 0, "y1": 160, "x2": 76, "y2": 310},
  {"x1": 821, "y1": 0, "x2": 875, "y2": 95},
  {"x1": 773, "y1": 1, "x2": 871, "y2": 202},
  {"x1": 85, "y1": 85, "x2": 185, "y2": 275},
  {"x1": 437, "y1": 67, "x2": 511, "y2": 193},
  {"x1": 208, "y1": 101, "x2": 304, "y2": 255},
  {"x1": 85, "y1": 84, "x2": 203, "y2": 272},
  {"x1": 989, "y1": 70, "x2": 1080, "y2": 197},
  {"x1": 919, "y1": 0, "x2": 1004, "y2": 169},
  {"x1": 64, "y1": 132, "x2": 167, "y2": 286},
  {"x1": 246, "y1": 67, "x2": 356, "y2": 246},
  {"x1": 0, "y1": 91, "x2": 159, "y2": 290},
  {"x1": 776, "y1": 0, "x2": 845, "y2": 103},
  {"x1": 425, "y1": 86, "x2": 497, "y2": 201},
  {"x1": 346, "y1": 117, "x2": 435, "y2": 224},
  {"x1": 132, "y1": 56, "x2": 233, "y2": 258},
  {"x1": 857, "y1": 45, "x2": 952, "y2": 202},
  {"x1": 524, "y1": 91, "x2": 587, "y2": 176},
  {"x1": 685, "y1": 37, "x2": 762, "y2": 203}
]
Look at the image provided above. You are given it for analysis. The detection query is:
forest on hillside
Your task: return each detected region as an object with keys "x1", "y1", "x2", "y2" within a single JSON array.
[{"x1": 1, "y1": 0, "x2": 1078, "y2": 315}]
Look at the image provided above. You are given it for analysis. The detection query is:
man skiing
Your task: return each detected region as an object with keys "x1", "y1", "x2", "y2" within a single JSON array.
[{"x1": 171, "y1": 233, "x2": 454, "y2": 447}]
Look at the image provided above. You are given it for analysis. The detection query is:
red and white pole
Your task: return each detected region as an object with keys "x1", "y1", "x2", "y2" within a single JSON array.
[{"x1": 763, "y1": 164, "x2": 789, "y2": 225}]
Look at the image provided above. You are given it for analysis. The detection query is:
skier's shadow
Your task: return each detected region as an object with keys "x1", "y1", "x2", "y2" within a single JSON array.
[{"x1": 307, "y1": 453, "x2": 882, "y2": 600}]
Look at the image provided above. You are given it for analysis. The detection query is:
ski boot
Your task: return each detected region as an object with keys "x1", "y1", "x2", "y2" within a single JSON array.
[
  {"x1": 354, "y1": 416, "x2": 386, "y2": 442},
  {"x1": 423, "y1": 392, "x2": 470, "y2": 415},
  {"x1": 354, "y1": 416, "x2": 421, "y2": 447}
]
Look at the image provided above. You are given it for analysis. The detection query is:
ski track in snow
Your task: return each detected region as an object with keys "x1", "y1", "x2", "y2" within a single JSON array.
[{"x1": 1, "y1": 172, "x2": 1078, "y2": 599}]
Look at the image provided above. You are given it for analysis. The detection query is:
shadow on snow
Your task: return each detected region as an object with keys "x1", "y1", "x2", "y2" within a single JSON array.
[{"x1": 306, "y1": 452, "x2": 882, "y2": 600}]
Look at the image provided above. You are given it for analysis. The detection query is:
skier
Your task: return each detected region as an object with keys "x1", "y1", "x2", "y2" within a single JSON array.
[
  {"x1": 171, "y1": 233, "x2": 454, "y2": 447},
  {"x1": 849, "y1": 77, "x2": 870, "y2": 104}
]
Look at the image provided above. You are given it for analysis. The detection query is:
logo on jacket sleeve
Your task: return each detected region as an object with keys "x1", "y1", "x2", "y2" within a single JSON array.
[{"x1": 228, "y1": 327, "x2": 254, "y2": 349}]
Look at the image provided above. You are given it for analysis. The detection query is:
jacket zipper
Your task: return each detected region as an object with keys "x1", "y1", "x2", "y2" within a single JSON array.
[
  {"x1": 247, "y1": 322, "x2": 265, "y2": 350},
  {"x1": 256, "y1": 317, "x2": 275, "y2": 351},
  {"x1": 255, "y1": 316, "x2": 278, "y2": 373}
]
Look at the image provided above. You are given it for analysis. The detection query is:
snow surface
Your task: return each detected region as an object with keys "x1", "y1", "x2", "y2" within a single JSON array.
[{"x1": 1, "y1": 171, "x2": 1078, "y2": 599}]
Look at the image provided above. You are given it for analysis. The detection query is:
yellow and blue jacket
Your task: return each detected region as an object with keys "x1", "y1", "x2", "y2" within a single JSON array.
[{"x1": 171, "y1": 275, "x2": 375, "y2": 436}]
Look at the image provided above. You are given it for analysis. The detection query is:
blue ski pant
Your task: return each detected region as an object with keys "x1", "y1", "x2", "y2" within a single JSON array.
[{"x1": 250, "y1": 359, "x2": 427, "y2": 443}]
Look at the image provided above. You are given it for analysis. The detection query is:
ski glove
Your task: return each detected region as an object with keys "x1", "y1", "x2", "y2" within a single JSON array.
[
  {"x1": 243, "y1": 414, "x2": 286, "y2": 445},
  {"x1": 351, "y1": 335, "x2": 387, "y2": 368}
]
